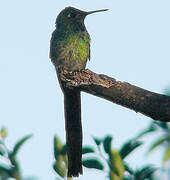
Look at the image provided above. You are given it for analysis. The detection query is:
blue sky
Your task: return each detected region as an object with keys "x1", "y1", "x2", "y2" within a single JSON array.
[{"x1": 0, "y1": 0, "x2": 169, "y2": 179}]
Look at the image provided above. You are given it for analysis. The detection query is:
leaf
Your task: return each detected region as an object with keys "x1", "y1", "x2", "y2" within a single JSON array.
[
  {"x1": 0, "y1": 146, "x2": 6, "y2": 156},
  {"x1": 54, "y1": 135, "x2": 63, "y2": 160},
  {"x1": 120, "y1": 140, "x2": 143, "y2": 159},
  {"x1": 123, "y1": 177, "x2": 132, "y2": 180},
  {"x1": 82, "y1": 146, "x2": 95, "y2": 154},
  {"x1": 0, "y1": 127, "x2": 8, "y2": 139},
  {"x1": 147, "y1": 136, "x2": 168, "y2": 155},
  {"x1": 53, "y1": 161, "x2": 66, "y2": 178},
  {"x1": 92, "y1": 136, "x2": 102, "y2": 146},
  {"x1": 0, "y1": 165, "x2": 11, "y2": 174},
  {"x1": 153, "y1": 121, "x2": 169, "y2": 130},
  {"x1": 162, "y1": 146, "x2": 170, "y2": 164},
  {"x1": 63, "y1": 154, "x2": 68, "y2": 168},
  {"x1": 0, "y1": 139, "x2": 3, "y2": 145},
  {"x1": 82, "y1": 158, "x2": 104, "y2": 170},
  {"x1": 136, "y1": 122, "x2": 157, "y2": 139},
  {"x1": 109, "y1": 149, "x2": 125, "y2": 178},
  {"x1": 109, "y1": 170, "x2": 120, "y2": 180},
  {"x1": 124, "y1": 163, "x2": 134, "y2": 175},
  {"x1": 60, "y1": 144, "x2": 67, "y2": 155},
  {"x1": 12, "y1": 134, "x2": 33, "y2": 156},
  {"x1": 134, "y1": 165, "x2": 157, "y2": 180},
  {"x1": 8, "y1": 153, "x2": 20, "y2": 169},
  {"x1": 103, "y1": 135, "x2": 112, "y2": 154}
]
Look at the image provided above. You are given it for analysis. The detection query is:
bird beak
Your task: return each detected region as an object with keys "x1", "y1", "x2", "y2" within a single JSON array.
[{"x1": 86, "y1": 9, "x2": 108, "y2": 15}]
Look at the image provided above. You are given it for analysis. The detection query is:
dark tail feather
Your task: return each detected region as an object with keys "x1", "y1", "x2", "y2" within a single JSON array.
[{"x1": 64, "y1": 88, "x2": 83, "y2": 177}]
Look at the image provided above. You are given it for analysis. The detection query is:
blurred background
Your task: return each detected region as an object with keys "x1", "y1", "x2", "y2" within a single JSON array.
[{"x1": 0, "y1": 0, "x2": 169, "y2": 179}]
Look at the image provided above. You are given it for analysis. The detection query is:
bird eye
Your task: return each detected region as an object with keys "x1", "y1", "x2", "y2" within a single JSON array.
[{"x1": 68, "y1": 12, "x2": 76, "y2": 18}]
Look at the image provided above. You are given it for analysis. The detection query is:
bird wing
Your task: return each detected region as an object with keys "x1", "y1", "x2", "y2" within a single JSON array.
[
  {"x1": 88, "y1": 40, "x2": 91, "y2": 61},
  {"x1": 49, "y1": 30, "x2": 58, "y2": 61}
]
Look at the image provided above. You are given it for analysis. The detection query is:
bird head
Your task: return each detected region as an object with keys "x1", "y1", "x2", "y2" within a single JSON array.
[{"x1": 56, "y1": 7, "x2": 108, "y2": 30}]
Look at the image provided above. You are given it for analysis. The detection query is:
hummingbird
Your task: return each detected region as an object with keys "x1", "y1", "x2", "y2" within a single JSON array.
[{"x1": 50, "y1": 7, "x2": 108, "y2": 177}]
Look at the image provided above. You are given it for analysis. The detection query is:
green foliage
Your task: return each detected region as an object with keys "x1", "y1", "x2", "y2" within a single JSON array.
[
  {"x1": 103, "y1": 135, "x2": 113, "y2": 154},
  {"x1": 83, "y1": 135, "x2": 125, "y2": 179},
  {"x1": 0, "y1": 165, "x2": 11, "y2": 174},
  {"x1": 0, "y1": 147, "x2": 6, "y2": 156},
  {"x1": 0, "y1": 127, "x2": 8, "y2": 157},
  {"x1": 12, "y1": 134, "x2": 33, "y2": 157},
  {"x1": 92, "y1": 136, "x2": 102, "y2": 146},
  {"x1": 120, "y1": 139, "x2": 143, "y2": 159},
  {"x1": 162, "y1": 146, "x2": 170, "y2": 164},
  {"x1": 82, "y1": 146, "x2": 95, "y2": 154},
  {"x1": 0, "y1": 127, "x2": 7, "y2": 140},
  {"x1": 60, "y1": 144, "x2": 67, "y2": 155},
  {"x1": 153, "y1": 121, "x2": 169, "y2": 131},
  {"x1": 136, "y1": 121, "x2": 170, "y2": 165},
  {"x1": 135, "y1": 121, "x2": 170, "y2": 180},
  {"x1": 53, "y1": 157, "x2": 66, "y2": 178},
  {"x1": 53, "y1": 135, "x2": 68, "y2": 179},
  {"x1": 53, "y1": 135, "x2": 64, "y2": 160},
  {"x1": 82, "y1": 158, "x2": 104, "y2": 170},
  {"x1": 109, "y1": 149, "x2": 125, "y2": 179},
  {"x1": 146, "y1": 136, "x2": 169, "y2": 155},
  {"x1": 135, "y1": 122, "x2": 158, "y2": 139},
  {"x1": 1, "y1": 121, "x2": 169, "y2": 180},
  {"x1": 134, "y1": 165, "x2": 157, "y2": 180},
  {"x1": 0, "y1": 127, "x2": 34, "y2": 180},
  {"x1": 124, "y1": 163, "x2": 134, "y2": 175},
  {"x1": 51, "y1": 134, "x2": 159, "y2": 180},
  {"x1": 123, "y1": 164, "x2": 157, "y2": 180}
]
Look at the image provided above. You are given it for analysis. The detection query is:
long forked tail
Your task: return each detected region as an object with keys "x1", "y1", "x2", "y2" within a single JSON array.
[{"x1": 64, "y1": 88, "x2": 83, "y2": 177}]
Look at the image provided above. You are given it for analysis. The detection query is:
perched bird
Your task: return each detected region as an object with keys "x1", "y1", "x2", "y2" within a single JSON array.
[{"x1": 50, "y1": 7, "x2": 108, "y2": 177}]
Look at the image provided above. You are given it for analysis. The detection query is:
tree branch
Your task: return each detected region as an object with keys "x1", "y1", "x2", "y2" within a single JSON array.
[{"x1": 58, "y1": 69, "x2": 170, "y2": 122}]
